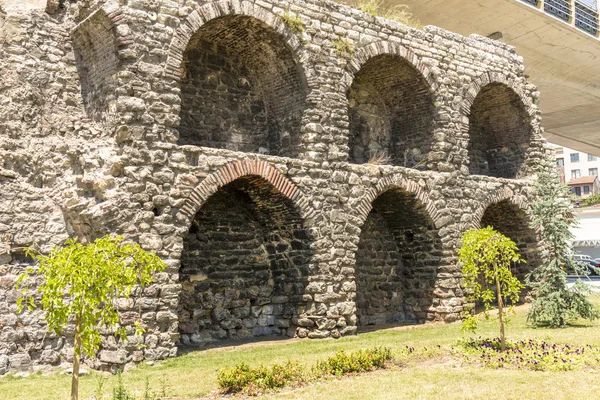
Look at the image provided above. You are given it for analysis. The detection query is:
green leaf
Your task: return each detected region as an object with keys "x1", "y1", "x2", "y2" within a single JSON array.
[{"x1": 19, "y1": 235, "x2": 167, "y2": 359}]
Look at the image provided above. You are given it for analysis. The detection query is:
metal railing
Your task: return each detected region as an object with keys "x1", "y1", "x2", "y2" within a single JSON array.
[
  {"x1": 518, "y1": 0, "x2": 600, "y2": 38},
  {"x1": 545, "y1": 0, "x2": 571, "y2": 21},
  {"x1": 576, "y1": 2, "x2": 599, "y2": 34}
]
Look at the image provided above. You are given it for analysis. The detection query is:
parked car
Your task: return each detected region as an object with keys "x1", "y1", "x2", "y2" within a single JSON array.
[
  {"x1": 573, "y1": 254, "x2": 593, "y2": 262},
  {"x1": 568, "y1": 255, "x2": 599, "y2": 275},
  {"x1": 594, "y1": 258, "x2": 600, "y2": 264}
]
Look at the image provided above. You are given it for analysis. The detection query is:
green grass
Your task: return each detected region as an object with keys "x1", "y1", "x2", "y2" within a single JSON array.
[{"x1": 3, "y1": 302, "x2": 600, "y2": 399}]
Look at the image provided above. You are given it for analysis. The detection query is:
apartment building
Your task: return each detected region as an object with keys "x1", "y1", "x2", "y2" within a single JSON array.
[{"x1": 553, "y1": 145, "x2": 600, "y2": 198}]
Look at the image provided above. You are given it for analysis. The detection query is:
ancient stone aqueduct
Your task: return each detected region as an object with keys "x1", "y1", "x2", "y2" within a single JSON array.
[{"x1": 0, "y1": 0, "x2": 547, "y2": 372}]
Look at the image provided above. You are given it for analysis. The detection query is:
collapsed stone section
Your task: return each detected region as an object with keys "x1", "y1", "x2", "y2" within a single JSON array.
[
  {"x1": 480, "y1": 200, "x2": 541, "y2": 282},
  {"x1": 177, "y1": 15, "x2": 307, "y2": 156},
  {"x1": 72, "y1": 10, "x2": 118, "y2": 122},
  {"x1": 355, "y1": 189, "x2": 442, "y2": 326},
  {"x1": 468, "y1": 83, "x2": 532, "y2": 178},
  {"x1": 348, "y1": 54, "x2": 434, "y2": 168},
  {"x1": 178, "y1": 176, "x2": 312, "y2": 346}
]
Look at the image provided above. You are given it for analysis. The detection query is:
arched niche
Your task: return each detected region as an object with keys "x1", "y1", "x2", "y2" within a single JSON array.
[
  {"x1": 468, "y1": 83, "x2": 533, "y2": 179},
  {"x1": 479, "y1": 199, "x2": 541, "y2": 281},
  {"x1": 347, "y1": 54, "x2": 435, "y2": 168},
  {"x1": 355, "y1": 188, "x2": 442, "y2": 326},
  {"x1": 177, "y1": 175, "x2": 313, "y2": 346},
  {"x1": 72, "y1": 8, "x2": 119, "y2": 122},
  {"x1": 177, "y1": 15, "x2": 307, "y2": 157}
]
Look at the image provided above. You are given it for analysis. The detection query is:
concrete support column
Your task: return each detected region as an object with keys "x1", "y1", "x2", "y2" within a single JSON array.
[
  {"x1": 568, "y1": 0, "x2": 576, "y2": 26},
  {"x1": 537, "y1": 0, "x2": 545, "y2": 10}
]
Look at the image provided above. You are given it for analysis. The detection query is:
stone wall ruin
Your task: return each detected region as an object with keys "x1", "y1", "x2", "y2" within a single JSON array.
[{"x1": 0, "y1": 0, "x2": 547, "y2": 373}]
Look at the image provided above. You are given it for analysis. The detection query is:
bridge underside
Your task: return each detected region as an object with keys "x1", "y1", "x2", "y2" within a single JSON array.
[{"x1": 395, "y1": 0, "x2": 600, "y2": 155}]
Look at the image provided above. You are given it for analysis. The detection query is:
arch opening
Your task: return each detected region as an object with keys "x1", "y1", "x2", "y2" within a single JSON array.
[
  {"x1": 468, "y1": 83, "x2": 532, "y2": 178},
  {"x1": 348, "y1": 54, "x2": 435, "y2": 168},
  {"x1": 480, "y1": 200, "x2": 541, "y2": 283},
  {"x1": 355, "y1": 189, "x2": 442, "y2": 326},
  {"x1": 72, "y1": 11, "x2": 118, "y2": 122},
  {"x1": 177, "y1": 176, "x2": 313, "y2": 347},
  {"x1": 177, "y1": 15, "x2": 307, "y2": 156}
]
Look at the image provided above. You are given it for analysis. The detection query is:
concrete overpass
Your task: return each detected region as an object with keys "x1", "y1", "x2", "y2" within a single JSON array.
[{"x1": 396, "y1": 0, "x2": 600, "y2": 156}]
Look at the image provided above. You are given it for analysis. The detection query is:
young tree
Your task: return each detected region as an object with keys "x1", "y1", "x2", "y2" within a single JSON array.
[
  {"x1": 17, "y1": 235, "x2": 166, "y2": 400},
  {"x1": 458, "y1": 227, "x2": 524, "y2": 351},
  {"x1": 527, "y1": 155, "x2": 599, "y2": 327}
]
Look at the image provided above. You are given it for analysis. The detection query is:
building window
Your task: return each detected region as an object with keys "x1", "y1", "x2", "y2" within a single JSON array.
[
  {"x1": 571, "y1": 169, "x2": 581, "y2": 179},
  {"x1": 571, "y1": 153, "x2": 580, "y2": 163},
  {"x1": 584, "y1": 186, "x2": 590, "y2": 194},
  {"x1": 588, "y1": 154, "x2": 598, "y2": 162},
  {"x1": 590, "y1": 168, "x2": 598, "y2": 176},
  {"x1": 557, "y1": 158, "x2": 564, "y2": 166},
  {"x1": 573, "y1": 187, "x2": 582, "y2": 196}
]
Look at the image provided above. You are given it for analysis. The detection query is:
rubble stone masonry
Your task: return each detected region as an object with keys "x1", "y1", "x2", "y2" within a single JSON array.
[{"x1": 0, "y1": 0, "x2": 546, "y2": 373}]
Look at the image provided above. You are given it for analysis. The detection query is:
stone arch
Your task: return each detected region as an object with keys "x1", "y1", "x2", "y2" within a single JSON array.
[
  {"x1": 177, "y1": 159, "x2": 314, "y2": 226},
  {"x1": 356, "y1": 175, "x2": 444, "y2": 230},
  {"x1": 176, "y1": 160, "x2": 314, "y2": 346},
  {"x1": 470, "y1": 188, "x2": 531, "y2": 228},
  {"x1": 472, "y1": 190, "x2": 541, "y2": 282},
  {"x1": 71, "y1": 1, "x2": 129, "y2": 122},
  {"x1": 344, "y1": 41, "x2": 438, "y2": 168},
  {"x1": 461, "y1": 74, "x2": 536, "y2": 179},
  {"x1": 166, "y1": 1, "x2": 309, "y2": 156},
  {"x1": 353, "y1": 181, "x2": 444, "y2": 326}
]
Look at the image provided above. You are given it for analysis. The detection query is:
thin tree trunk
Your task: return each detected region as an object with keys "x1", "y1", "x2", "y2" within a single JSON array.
[
  {"x1": 495, "y1": 274, "x2": 506, "y2": 351},
  {"x1": 71, "y1": 315, "x2": 82, "y2": 400}
]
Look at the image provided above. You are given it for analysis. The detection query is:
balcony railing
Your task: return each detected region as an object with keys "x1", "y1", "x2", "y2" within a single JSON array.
[
  {"x1": 545, "y1": 0, "x2": 571, "y2": 21},
  {"x1": 576, "y1": 2, "x2": 599, "y2": 35},
  {"x1": 519, "y1": 0, "x2": 600, "y2": 37}
]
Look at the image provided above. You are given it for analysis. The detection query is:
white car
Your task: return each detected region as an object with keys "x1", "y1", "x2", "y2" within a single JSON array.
[{"x1": 573, "y1": 254, "x2": 593, "y2": 262}]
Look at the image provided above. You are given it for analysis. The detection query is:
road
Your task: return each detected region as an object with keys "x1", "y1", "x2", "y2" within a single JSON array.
[{"x1": 567, "y1": 275, "x2": 600, "y2": 291}]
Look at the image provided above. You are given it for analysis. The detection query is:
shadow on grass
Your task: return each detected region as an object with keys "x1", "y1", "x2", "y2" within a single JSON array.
[
  {"x1": 177, "y1": 334, "x2": 296, "y2": 356},
  {"x1": 356, "y1": 321, "x2": 426, "y2": 334}
]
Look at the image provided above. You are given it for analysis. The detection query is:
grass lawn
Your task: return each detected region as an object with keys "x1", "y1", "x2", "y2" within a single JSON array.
[{"x1": 3, "y1": 302, "x2": 600, "y2": 399}]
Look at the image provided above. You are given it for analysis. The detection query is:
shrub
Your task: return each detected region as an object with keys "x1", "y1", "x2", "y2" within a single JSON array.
[
  {"x1": 333, "y1": 38, "x2": 355, "y2": 59},
  {"x1": 217, "y1": 347, "x2": 392, "y2": 395},
  {"x1": 313, "y1": 347, "x2": 392, "y2": 376},
  {"x1": 280, "y1": 11, "x2": 304, "y2": 34},
  {"x1": 367, "y1": 151, "x2": 392, "y2": 165},
  {"x1": 217, "y1": 361, "x2": 305, "y2": 395},
  {"x1": 583, "y1": 193, "x2": 600, "y2": 207},
  {"x1": 350, "y1": 0, "x2": 423, "y2": 29}
]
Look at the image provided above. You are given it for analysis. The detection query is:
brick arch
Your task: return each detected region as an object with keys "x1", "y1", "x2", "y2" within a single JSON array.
[
  {"x1": 164, "y1": 0, "x2": 309, "y2": 82},
  {"x1": 356, "y1": 175, "x2": 444, "y2": 229},
  {"x1": 470, "y1": 188, "x2": 531, "y2": 229},
  {"x1": 345, "y1": 41, "x2": 438, "y2": 93},
  {"x1": 460, "y1": 73, "x2": 536, "y2": 119},
  {"x1": 177, "y1": 159, "x2": 314, "y2": 228}
]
